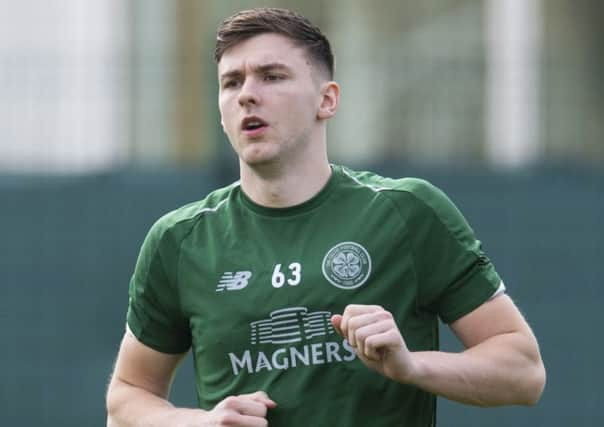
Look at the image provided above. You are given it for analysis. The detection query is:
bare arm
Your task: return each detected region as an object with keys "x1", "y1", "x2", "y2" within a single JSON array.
[
  {"x1": 106, "y1": 328, "x2": 276, "y2": 427},
  {"x1": 331, "y1": 295, "x2": 546, "y2": 407},
  {"x1": 408, "y1": 295, "x2": 545, "y2": 406},
  {"x1": 106, "y1": 327, "x2": 191, "y2": 427}
]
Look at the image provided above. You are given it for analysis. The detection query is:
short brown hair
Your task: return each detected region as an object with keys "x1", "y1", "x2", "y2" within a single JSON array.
[{"x1": 215, "y1": 8, "x2": 335, "y2": 79}]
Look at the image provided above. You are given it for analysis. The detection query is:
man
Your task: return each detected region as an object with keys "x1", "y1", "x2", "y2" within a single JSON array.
[{"x1": 106, "y1": 8, "x2": 545, "y2": 427}]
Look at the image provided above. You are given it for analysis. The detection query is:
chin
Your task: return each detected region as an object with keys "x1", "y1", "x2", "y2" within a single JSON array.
[
  {"x1": 242, "y1": 157, "x2": 279, "y2": 168},
  {"x1": 240, "y1": 145, "x2": 280, "y2": 166}
]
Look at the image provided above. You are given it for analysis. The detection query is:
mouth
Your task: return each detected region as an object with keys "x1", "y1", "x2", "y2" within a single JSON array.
[{"x1": 241, "y1": 116, "x2": 269, "y2": 137}]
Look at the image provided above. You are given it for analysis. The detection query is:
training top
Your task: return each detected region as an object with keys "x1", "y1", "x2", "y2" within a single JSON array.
[{"x1": 127, "y1": 164, "x2": 502, "y2": 427}]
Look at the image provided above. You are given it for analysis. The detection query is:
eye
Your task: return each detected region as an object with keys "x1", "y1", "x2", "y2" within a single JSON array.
[
  {"x1": 264, "y1": 74, "x2": 284, "y2": 82},
  {"x1": 222, "y1": 79, "x2": 240, "y2": 89}
]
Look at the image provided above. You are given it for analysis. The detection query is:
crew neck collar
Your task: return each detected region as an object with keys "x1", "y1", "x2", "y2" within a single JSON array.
[{"x1": 239, "y1": 164, "x2": 341, "y2": 217}]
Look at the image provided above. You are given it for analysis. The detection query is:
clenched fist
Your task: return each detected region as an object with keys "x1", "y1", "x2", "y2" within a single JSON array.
[
  {"x1": 331, "y1": 304, "x2": 418, "y2": 384},
  {"x1": 203, "y1": 391, "x2": 276, "y2": 427}
]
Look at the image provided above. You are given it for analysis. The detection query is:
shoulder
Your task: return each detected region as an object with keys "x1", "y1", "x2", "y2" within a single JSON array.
[
  {"x1": 337, "y1": 165, "x2": 448, "y2": 212},
  {"x1": 146, "y1": 181, "x2": 240, "y2": 246},
  {"x1": 337, "y1": 165, "x2": 471, "y2": 235}
]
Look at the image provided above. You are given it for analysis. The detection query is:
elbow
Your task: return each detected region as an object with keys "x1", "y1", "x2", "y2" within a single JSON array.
[
  {"x1": 518, "y1": 358, "x2": 546, "y2": 406},
  {"x1": 106, "y1": 398, "x2": 118, "y2": 423},
  {"x1": 515, "y1": 330, "x2": 547, "y2": 406},
  {"x1": 526, "y1": 360, "x2": 546, "y2": 405},
  {"x1": 106, "y1": 388, "x2": 117, "y2": 422},
  {"x1": 106, "y1": 378, "x2": 124, "y2": 424},
  {"x1": 106, "y1": 415, "x2": 117, "y2": 427}
]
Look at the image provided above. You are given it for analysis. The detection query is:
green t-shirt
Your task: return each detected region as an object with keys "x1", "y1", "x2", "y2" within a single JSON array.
[{"x1": 127, "y1": 165, "x2": 502, "y2": 427}]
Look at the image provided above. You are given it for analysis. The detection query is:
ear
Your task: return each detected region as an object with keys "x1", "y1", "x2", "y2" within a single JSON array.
[
  {"x1": 219, "y1": 109, "x2": 226, "y2": 133},
  {"x1": 317, "y1": 81, "x2": 340, "y2": 120}
]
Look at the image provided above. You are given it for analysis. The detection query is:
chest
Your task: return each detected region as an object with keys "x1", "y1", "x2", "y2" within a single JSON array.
[
  {"x1": 187, "y1": 207, "x2": 417, "y2": 305},
  {"x1": 178, "y1": 207, "x2": 425, "y2": 344},
  {"x1": 176, "y1": 207, "x2": 441, "y2": 401}
]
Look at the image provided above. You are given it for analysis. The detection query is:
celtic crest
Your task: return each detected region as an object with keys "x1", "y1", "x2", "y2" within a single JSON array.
[{"x1": 322, "y1": 242, "x2": 371, "y2": 289}]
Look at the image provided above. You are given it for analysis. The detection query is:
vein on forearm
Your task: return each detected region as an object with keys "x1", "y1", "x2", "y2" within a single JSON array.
[{"x1": 408, "y1": 331, "x2": 544, "y2": 407}]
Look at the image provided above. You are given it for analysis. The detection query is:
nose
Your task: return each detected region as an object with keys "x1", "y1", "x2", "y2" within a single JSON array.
[{"x1": 238, "y1": 78, "x2": 260, "y2": 107}]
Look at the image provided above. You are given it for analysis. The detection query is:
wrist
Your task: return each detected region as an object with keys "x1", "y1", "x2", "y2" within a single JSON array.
[
  {"x1": 167, "y1": 407, "x2": 210, "y2": 427},
  {"x1": 395, "y1": 351, "x2": 425, "y2": 386}
]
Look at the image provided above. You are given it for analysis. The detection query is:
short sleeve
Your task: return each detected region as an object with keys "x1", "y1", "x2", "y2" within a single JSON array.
[
  {"x1": 127, "y1": 216, "x2": 191, "y2": 353},
  {"x1": 399, "y1": 179, "x2": 502, "y2": 324}
]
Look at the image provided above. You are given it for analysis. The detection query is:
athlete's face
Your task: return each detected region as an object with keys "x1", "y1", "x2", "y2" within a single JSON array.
[{"x1": 218, "y1": 33, "x2": 330, "y2": 167}]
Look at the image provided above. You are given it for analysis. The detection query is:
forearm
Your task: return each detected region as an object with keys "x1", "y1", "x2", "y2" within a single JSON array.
[
  {"x1": 406, "y1": 332, "x2": 546, "y2": 407},
  {"x1": 106, "y1": 378, "x2": 205, "y2": 427}
]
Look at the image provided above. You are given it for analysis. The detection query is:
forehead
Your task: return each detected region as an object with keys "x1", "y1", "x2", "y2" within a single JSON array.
[{"x1": 218, "y1": 33, "x2": 311, "y2": 73}]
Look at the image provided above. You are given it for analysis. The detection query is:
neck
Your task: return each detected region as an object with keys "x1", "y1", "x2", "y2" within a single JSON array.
[{"x1": 239, "y1": 155, "x2": 332, "y2": 208}]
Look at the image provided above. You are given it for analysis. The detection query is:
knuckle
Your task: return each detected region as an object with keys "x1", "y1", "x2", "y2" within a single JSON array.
[
  {"x1": 217, "y1": 412, "x2": 237, "y2": 426},
  {"x1": 258, "y1": 405, "x2": 268, "y2": 418},
  {"x1": 344, "y1": 304, "x2": 361, "y2": 315},
  {"x1": 380, "y1": 310, "x2": 393, "y2": 321},
  {"x1": 222, "y1": 396, "x2": 238, "y2": 408},
  {"x1": 385, "y1": 329, "x2": 400, "y2": 342}
]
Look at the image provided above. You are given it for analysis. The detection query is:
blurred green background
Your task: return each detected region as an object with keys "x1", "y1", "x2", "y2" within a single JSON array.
[{"x1": 1, "y1": 1, "x2": 602, "y2": 426}]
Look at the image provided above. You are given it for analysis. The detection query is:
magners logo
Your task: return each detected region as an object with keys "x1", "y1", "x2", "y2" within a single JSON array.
[
  {"x1": 228, "y1": 306, "x2": 356, "y2": 376},
  {"x1": 250, "y1": 307, "x2": 334, "y2": 345}
]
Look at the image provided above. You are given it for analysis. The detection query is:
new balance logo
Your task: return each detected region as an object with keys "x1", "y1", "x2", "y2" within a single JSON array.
[{"x1": 216, "y1": 271, "x2": 252, "y2": 292}]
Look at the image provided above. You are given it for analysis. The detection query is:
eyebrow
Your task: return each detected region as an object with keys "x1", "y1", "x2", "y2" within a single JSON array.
[
  {"x1": 255, "y1": 62, "x2": 292, "y2": 74},
  {"x1": 219, "y1": 62, "x2": 292, "y2": 82}
]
